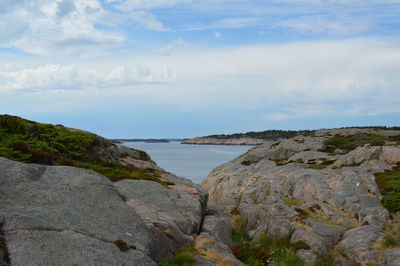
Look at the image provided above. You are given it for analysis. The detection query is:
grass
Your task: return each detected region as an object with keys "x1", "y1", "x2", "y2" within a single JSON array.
[
  {"x1": 282, "y1": 197, "x2": 303, "y2": 207},
  {"x1": 0, "y1": 115, "x2": 172, "y2": 186},
  {"x1": 374, "y1": 163, "x2": 400, "y2": 213},
  {"x1": 230, "y1": 214, "x2": 309, "y2": 266},
  {"x1": 158, "y1": 245, "x2": 198, "y2": 266},
  {"x1": 295, "y1": 207, "x2": 359, "y2": 229},
  {"x1": 321, "y1": 133, "x2": 389, "y2": 154},
  {"x1": 306, "y1": 159, "x2": 336, "y2": 169}
]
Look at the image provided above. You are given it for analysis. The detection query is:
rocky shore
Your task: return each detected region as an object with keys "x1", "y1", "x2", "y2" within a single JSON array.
[
  {"x1": 202, "y1": 128, "x2": 400, "y2": 265},
  {"x1": 1, "y1": 118, "x2": 400, "y2": 265}
]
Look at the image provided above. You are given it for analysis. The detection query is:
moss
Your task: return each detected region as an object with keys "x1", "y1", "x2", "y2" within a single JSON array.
[
  {"x1": 230, "y1": 215, "x2": 308, "y2": 265},
  {"x1": 321, "y1": 133, "x2": 389, "y2": 154},
  {"x1": 307, "y1": 164, "x2": 328, "y2": 169},
  {"x1": 374, "y1": 163, "x2": 400, "y2": 213},
  {"x1": 282, "y1": 197, "x2": 303, "y2": 207},
  {"x1": 383, "y1": 234, "x2": 398, "y2": 247},
  {"x1": 231, "y1": 231, "x2": 309, "y2": 266},
  {"x1": 158, "y1": 245, "x2": 198, "y2": 266},
  {"x1": 241, "y1": 159, "x2": 261, "y2": 166},
  {"x1": 0, "y1": 115, "x2": 171, "y2": 187},
  {"x1": 312, "y1": 256, "x2": 334, "y2": 266}
]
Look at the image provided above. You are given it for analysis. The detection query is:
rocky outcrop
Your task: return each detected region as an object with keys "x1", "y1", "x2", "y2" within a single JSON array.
[
  {"x1": 182, "y1": 137, "x2": 267, "y2": 146},
  {"x1": 0, "y1": 150, "x2": 208, "y2": 265},
  {"x1": 202, "y1": 130, "x2": 400, "y2": 265},
  {"x1": 114, "y1": 179, "x2": 207, "y2": 261}
]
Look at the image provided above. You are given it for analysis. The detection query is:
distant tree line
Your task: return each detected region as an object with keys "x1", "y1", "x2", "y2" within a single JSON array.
[{"x1": 205, "y1": 126, "x2": 400, "y2": 140}]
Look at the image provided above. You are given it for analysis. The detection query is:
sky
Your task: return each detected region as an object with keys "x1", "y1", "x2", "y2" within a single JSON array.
[{"x1": 0, "y1": 0, "x2": 400, "y2": 138}]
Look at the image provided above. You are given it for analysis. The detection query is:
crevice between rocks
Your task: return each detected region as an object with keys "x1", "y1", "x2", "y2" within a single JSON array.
[{"x1": 0, "y1": 217, "x2": 11, "y2": 266}]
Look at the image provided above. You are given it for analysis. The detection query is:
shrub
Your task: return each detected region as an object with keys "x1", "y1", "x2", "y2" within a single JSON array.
[
  {"x1": 375, "y1": 163, "x2": 400, "y2": 213},
  {"x1": 322, "y1": 133, "x2": 389, "y2": 153}
]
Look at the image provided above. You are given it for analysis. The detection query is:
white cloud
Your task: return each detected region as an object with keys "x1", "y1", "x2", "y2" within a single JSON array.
[
  {"x1": 0, "y1": 0, "x2": 125, "y2": 56},
  {"x1": 111, "y1": 0, "x2": 191, "y2": 10},
  {"x1": 159, "y1": 39, "x2": 187, "y2": 56},
  {"x1": 130, "y1": 11, "x2": 170, "y2": 31},
  {"x1": 0, "y1": 64, "x2": 175, "y2": 93},
  {"x1": 1, "y1": 38, "x2": 399, "y2": 119},
  {"x1": 214, "y1": 32, "x2": 222, "y2": 39},
  {"x1": 277, "y1": 16, "x2": 369, "y2": 35},
  {"x1": 186, "y1": 18, "x2": 262, "y2": 30}
]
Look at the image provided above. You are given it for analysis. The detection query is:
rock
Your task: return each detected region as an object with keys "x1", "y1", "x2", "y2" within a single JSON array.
[
  {"x1": 0, "y1": 157, "x2": 156, "y2": 265},
  {"x1": 114, "y1": 179, "x2": 207, "y2": 260},
  {"x1": 6, "y1": 230, "x2": 156, "y2": 266},
  {"x1": 201, "y1": 213, "x2": 234, "y2": 246},
  {"x1": 194, "y1": 234, "x2": 244, "y2": 266},
  {"x1": 338, "y1": 226, "x2": 384, "y2": 264},
  {"x1": 333, "y1": 146, "x2": 400, "y2": 167},
  {"x1": 296, "y1": 249, "x2": 317, "y2": 265},
  {"x1": 201, "y1": 129, "x2": 400, "y2": 265},
  {"x1": 382, "y1": 250, "x2": 400, "y2": 265}
]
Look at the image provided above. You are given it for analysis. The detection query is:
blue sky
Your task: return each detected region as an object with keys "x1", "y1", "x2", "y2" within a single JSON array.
[{"x1": 0, "y1": 0, "x2": 400, "y2": 138}]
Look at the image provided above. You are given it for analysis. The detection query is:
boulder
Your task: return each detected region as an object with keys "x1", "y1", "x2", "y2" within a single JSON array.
[
  {"x1": 114, "y1": 179, "x2": 207, "y2": 260},
  {"x1": 0, "y1": 157, "x2": 155, "y2": 265}
]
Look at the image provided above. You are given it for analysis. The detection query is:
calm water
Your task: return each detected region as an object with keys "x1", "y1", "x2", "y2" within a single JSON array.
[{"x1": 123, "y1": 141, "x2": 252, "y2": 183}]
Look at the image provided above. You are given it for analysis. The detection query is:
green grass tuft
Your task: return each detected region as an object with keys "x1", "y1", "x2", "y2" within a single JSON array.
[
  {"x1": 158, "y1": 245, "x2": 198, "y2": 266},
  {"x1": 375, "y1": 163, "x2": 400, "y2": 213}
]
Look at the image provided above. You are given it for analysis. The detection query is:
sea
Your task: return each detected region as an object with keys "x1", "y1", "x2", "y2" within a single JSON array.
[{"x1": 123, "y1": 141, "x2": 252, "y2": 184}]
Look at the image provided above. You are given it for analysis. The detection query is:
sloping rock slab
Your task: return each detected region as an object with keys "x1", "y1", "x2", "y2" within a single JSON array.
[{"x1": 0, "y1": 157, "x2": 154, "y2": 265}]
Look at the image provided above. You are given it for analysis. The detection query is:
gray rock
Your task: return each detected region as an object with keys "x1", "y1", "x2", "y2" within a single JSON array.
[
  {"x1": 114, "y1": 179, "x2": 206, "y2": 260},
  {"x1": 201, "y1": 214, "x2": 234, "y2": 246},
  {"x1": 201, "y1": 128, "x2": 400, "y2": 265},
  {"x1": 339, "y1": 225, "x2": 384, "y2": 263},
  {"x1": 382, "y1": 250, "x2": 400, "y2": 266},
  {"x1": 6, "y1": 230, "x2": 156, "y2": 266},
  {"x1": 194, "y1": 233, "x2": 244, "y2": 266},
  {"x1": 0, "y1": 157, "x2": 155, "y2": 265}
]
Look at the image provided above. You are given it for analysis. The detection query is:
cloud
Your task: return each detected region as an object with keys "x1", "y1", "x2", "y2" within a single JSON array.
[
  {"x1": 0, "y1": 0, "x2": 125, "y2": 56},
  {"x1": 0, "y1": 64, "x2": 175, "y2": 93},
  {"x1": 214, "y1": 32, "x2": 221, "y2": 39},
  {"x1": 277, "y1": 16, "x2": 369, "y2": 35},
  {"x1": 186, "y1": 18, "x2": 262, "y2": 30},
  {"x1": 110, "y1": 0, "x2": 191, "y2": 10},
  {"x1": 130, "y1": 11, "x2": 170, "y2": 31},
  {"x1": 158, "y1": 39, "x2": 187, "y2": 55},
  {"x1": 1, "y1": 38, "x2": 400, "y2": 121}
]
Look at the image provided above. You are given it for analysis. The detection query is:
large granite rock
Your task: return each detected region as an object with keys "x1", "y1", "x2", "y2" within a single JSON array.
[
  {"x1": 114, "y1": 179, "x2": 207, "y2": 261},
  {"x1": 0, "y1": 157, "x2": 156, "y2": 265},
  {"x1": 202, "y1": 129, "x2": 400, "y2": 265}
]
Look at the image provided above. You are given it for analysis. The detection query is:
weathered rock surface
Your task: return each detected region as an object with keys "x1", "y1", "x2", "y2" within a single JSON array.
[
  {"x1": 0, "y1": 157, "x2": 155, "y2": 265},
  {"x1": 202, "y1": 128, "x2": 400, "y2": 265},
  {"x1": 194, "y1": 234, "x2": 244, "y2": 266},
  {"x1": 182, "y1": 137, "x2": 268, "y2": 146},
  {"x1": 0, "y1": 150, "x2": 208, "y2": 265},
  {"x1": 114, "y1": 179, "x2": 207, "y2": 261}
]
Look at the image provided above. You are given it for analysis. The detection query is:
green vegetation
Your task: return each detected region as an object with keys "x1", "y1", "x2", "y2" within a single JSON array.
[
  {"x1": 158, "y1": 245, "x2": 198, "y2": 266},
  {"x1": 374, "y1": 164, "x2": 400, "y2": 213},
  {"x1": 241, "y1": 159, "x2": 261, "y2": 166},
  {"x1": 206, "y1": 130, "x2": 315, "y2": 140},
  {"x1": 282, "y1": 197, "x2": 303, "y2": 207},
  {"x1": 306, "y1": 159, "x2": 336, "y2": 169},
  {"x1": 0, "y1": 115, "x2": 171, "y2": 186},
  {"x1": 230, "y1": 214, "x2": 309, "y2": 266},
  {"x1": 321, "y1": 133, "x2": 389, "y2": 154}
]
